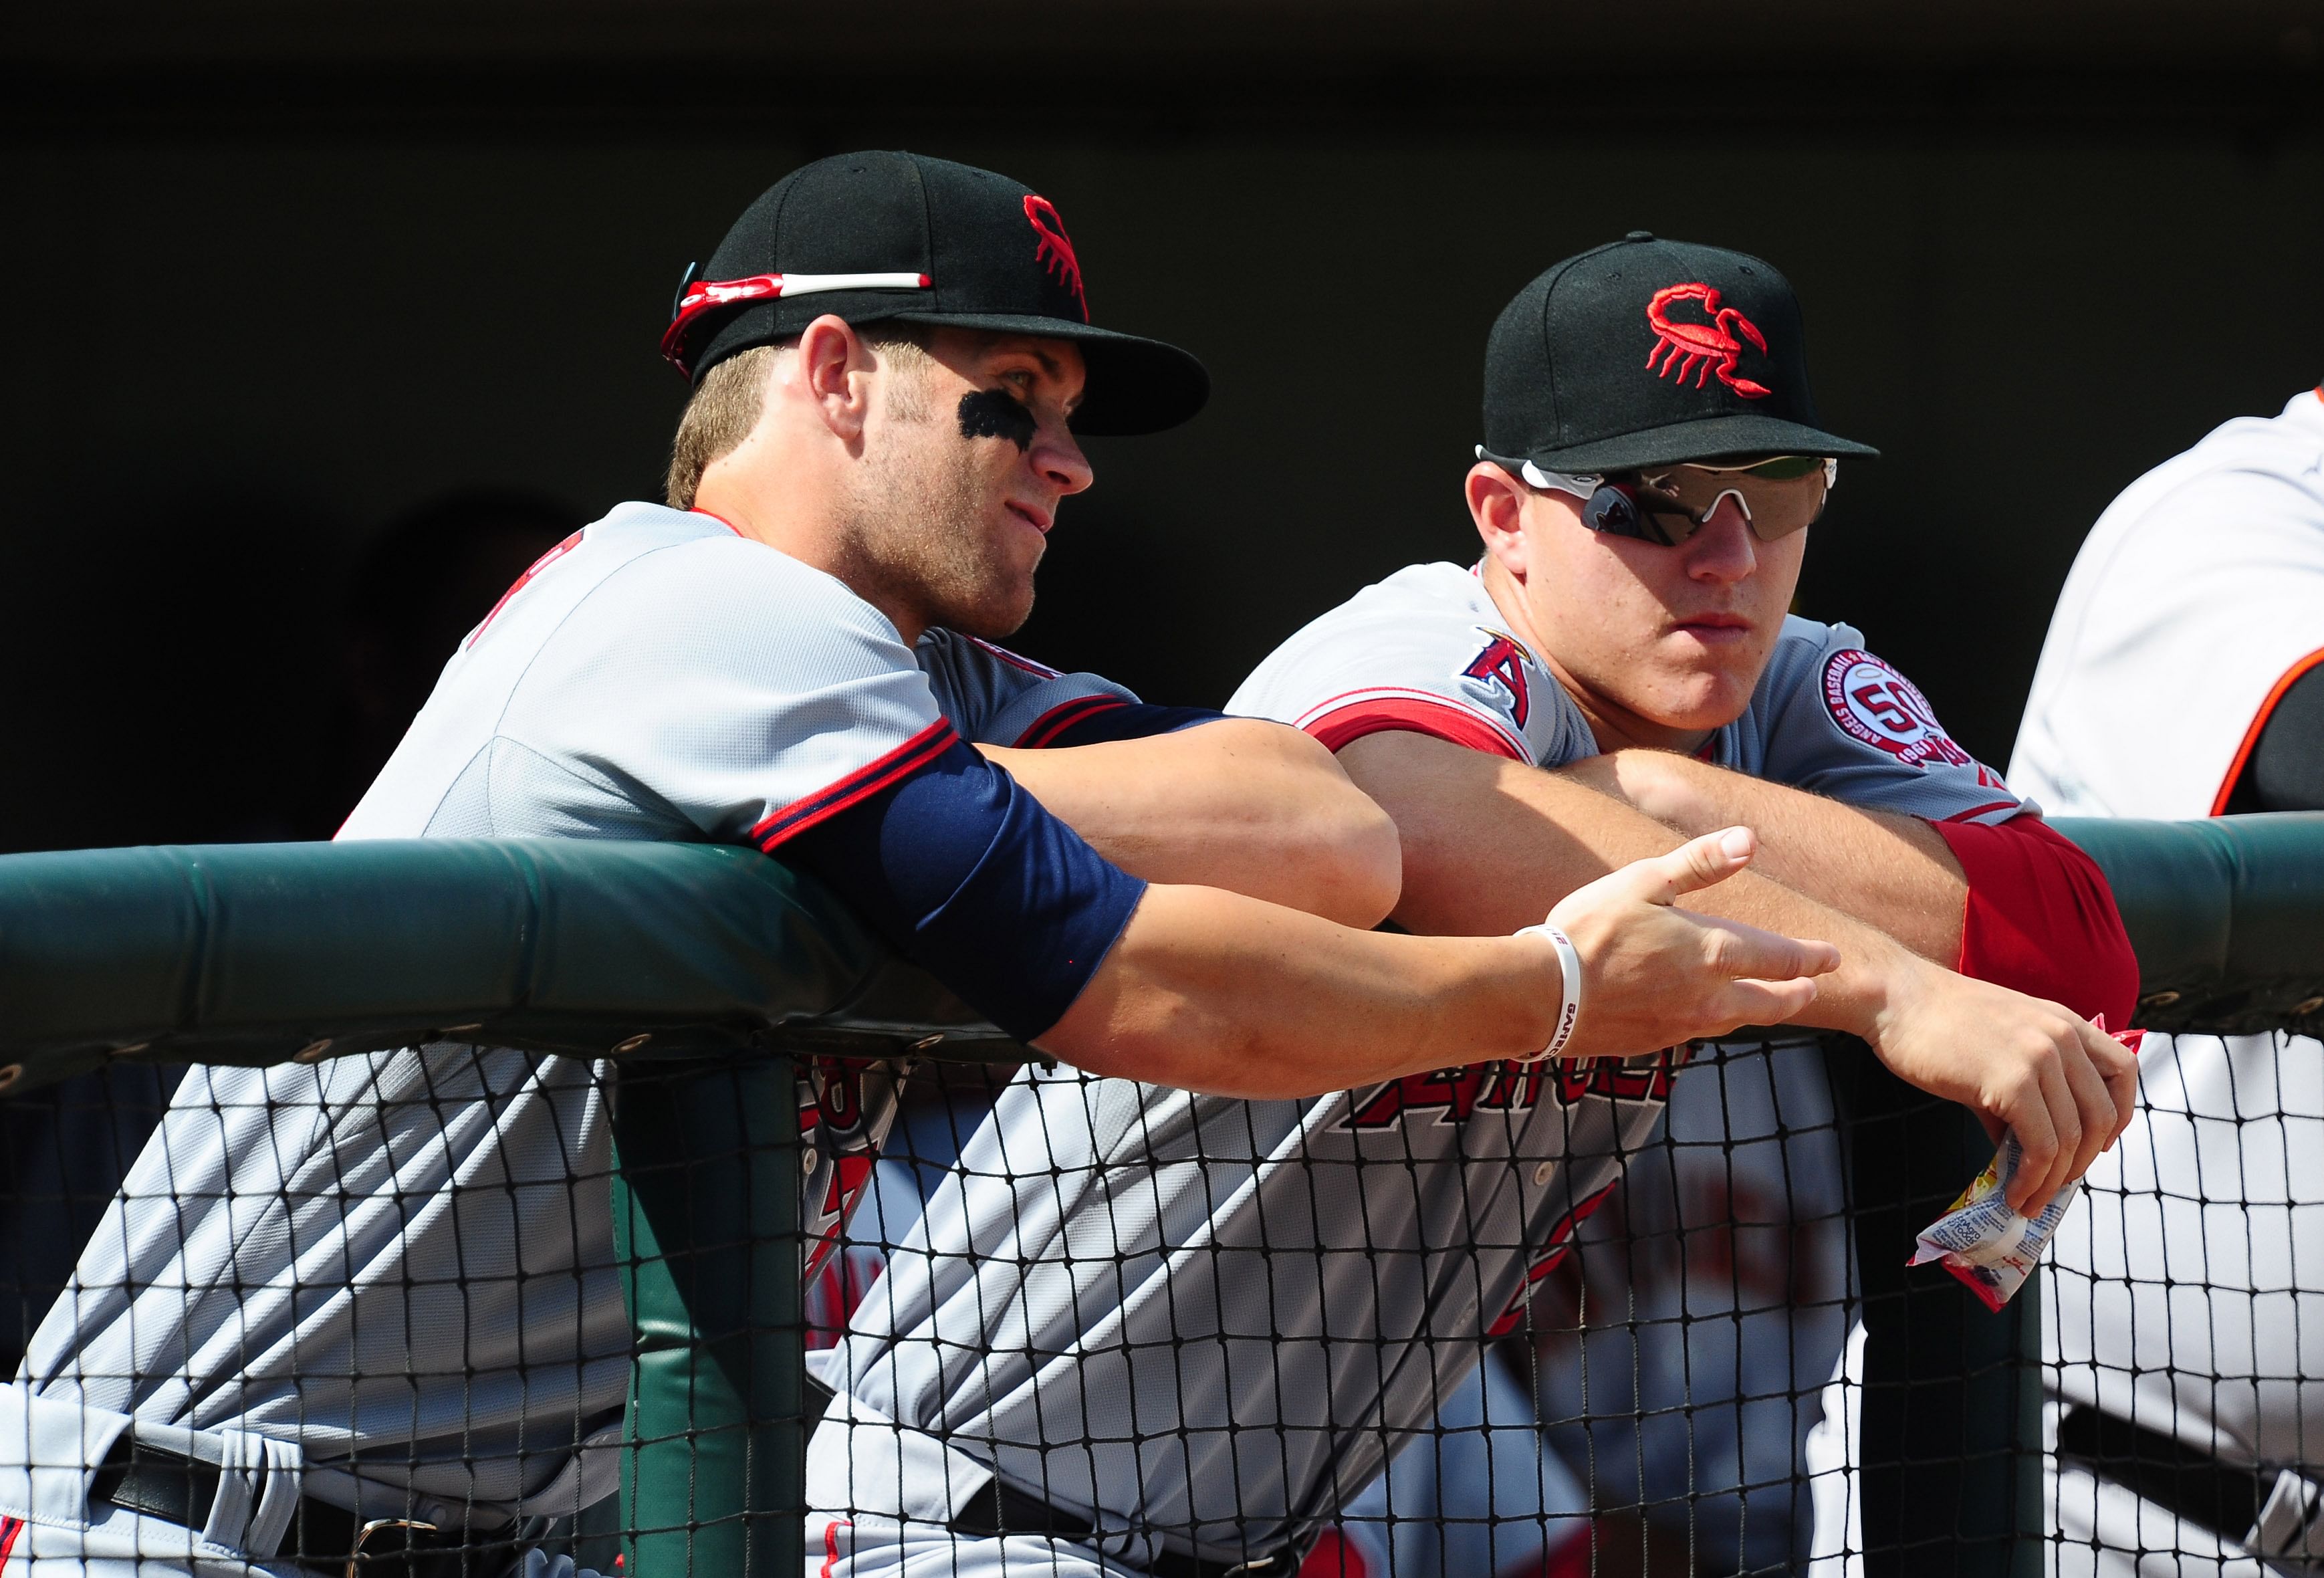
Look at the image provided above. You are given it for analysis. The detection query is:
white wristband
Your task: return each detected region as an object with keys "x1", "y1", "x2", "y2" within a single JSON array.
[{"x1": 1514, "y1": 923, "x2": 1585, "y2": 1062}]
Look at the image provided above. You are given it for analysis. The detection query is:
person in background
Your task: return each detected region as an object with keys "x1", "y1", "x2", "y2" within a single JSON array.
[{"x1": 2010, "y1": 383, "x2": 2324, "y2": 1575}]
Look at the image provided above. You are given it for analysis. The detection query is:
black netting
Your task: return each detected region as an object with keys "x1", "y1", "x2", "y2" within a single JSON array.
[
  {"x1": 3, "y1": 1044, "x2": 638, "y2": 1577},
  {"x1": 800, "y1": 1035, "x2": 2010, "y2": 1578},
  {"x1": 2040, "y1": 1028, "x2": 2324, "y2": 1578},
  {"x1": 4, "y1": 1028, "x2": 2319, "y2": 1577}
]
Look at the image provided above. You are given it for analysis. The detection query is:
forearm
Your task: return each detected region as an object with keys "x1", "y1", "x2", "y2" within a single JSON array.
[
  {"x1": 1340, "y1": 731, "x2": 1920, "y2": 1039},
  {"x1": 981, "y1": 720, "x2": 1401, "y2": 926},
  {"x1": 1337, "y1": 729, "x2": 2137, "y2": 1212},
  {"x1": 1556, "y1": 750, "x2": 1967, "y2": 963},
  {"x1": 1036, "y1": 883, "x2": 1561, "y2": 1097}
]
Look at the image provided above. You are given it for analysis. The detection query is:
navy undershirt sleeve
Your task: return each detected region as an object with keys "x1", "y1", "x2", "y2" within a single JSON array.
[
  {"x1": 1019, "y1": 701, "x2": 1225, "y2": 748},
  {"x1": 2227, "y1": 662, "x2": 2324, "y2": 813},
  {"x1": 776, "y1": 737, "x2": 1149, "y2": 1041},
  {"x1": 1054, "y1": 703, "x2": 1223, "y2": 746}
]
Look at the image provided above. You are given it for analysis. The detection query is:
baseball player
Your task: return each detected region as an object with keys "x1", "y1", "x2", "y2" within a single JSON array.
[
  {"x1": 811, "y1": 235, "x2": 2143, "y2": 1577},
  {"x1": 2010, "y1": 383, "x2": 2324, "y2": 1573},
  {"x1": 0, "y1": 160, "x2": 1834, "y2": 1578}
]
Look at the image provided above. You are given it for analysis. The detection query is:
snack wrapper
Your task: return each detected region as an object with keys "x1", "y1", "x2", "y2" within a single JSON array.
[{"x1": 1909, "y1": 1021, "x2": 2144, "y2": 1312}]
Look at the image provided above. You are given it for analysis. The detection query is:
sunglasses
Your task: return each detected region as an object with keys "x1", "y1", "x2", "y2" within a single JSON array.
[{"x1": 1477, "y1": 449, "x2": 1838, "y2": 546}]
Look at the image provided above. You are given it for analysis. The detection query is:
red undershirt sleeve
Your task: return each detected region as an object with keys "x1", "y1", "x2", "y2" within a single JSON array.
[{"x1": 1931, "y1": 815, "x2": 2139, "y2": 1027}]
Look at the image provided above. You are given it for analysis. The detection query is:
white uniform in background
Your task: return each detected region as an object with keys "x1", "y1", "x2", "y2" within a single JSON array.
[{"x1": 2011, "y1": 387, "x2": 2324, "y2": 1574}]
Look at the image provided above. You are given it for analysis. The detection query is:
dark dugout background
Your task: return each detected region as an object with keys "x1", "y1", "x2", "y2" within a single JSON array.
[{"x1": 1, "y1": 1, "x2": 2321, "y2": 853}]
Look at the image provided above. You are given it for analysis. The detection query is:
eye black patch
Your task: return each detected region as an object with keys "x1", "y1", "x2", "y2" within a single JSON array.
[{"x1": 957, "y1": 388, "x2": 1036, "y2": 452}]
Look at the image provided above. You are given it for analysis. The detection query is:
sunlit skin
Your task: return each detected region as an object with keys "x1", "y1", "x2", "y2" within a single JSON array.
[
  {"x1": 1466, "y1": 461, "x2": 1806, "y2": 754},
  {"x1": 854, "y1": 327, "x2": 1093, "y2": 642},
  {"x1": 681, "y1": 316, "x2": 1849, "y2": 1092},
  {"x1": 686, "y1": 314, "x2": 1415, "y2": 923},
  {"x1": 694, "y1": 316, "x2": 1092, "y2": 647},
  {"x1": 1435, "y1": 456, "x2": 2137, "y2": 1206}
]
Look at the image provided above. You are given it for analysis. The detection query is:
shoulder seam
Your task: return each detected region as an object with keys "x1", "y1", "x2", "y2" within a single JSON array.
[{"x1": 493, "y1": 535, "x2": 898, "y2": 740}]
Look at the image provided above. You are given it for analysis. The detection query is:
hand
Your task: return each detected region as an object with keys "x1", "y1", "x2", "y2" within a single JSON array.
[
  {"x1": 1547, "y1": 826, "x2": 1841, "y2": 1058},
  {"x1": 517, "y1": 1552, "x2": 600, "y2": 1578},
  {"x1": 1866, "y1": 963, "x2": 2139, "y2": 1214}
]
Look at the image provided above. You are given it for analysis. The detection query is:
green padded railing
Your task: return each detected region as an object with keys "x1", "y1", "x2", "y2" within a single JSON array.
[
  {"x1": 0, "y1": 838, "x2": 1028, "y2": 1578},
  {"x1": 1, "y1": 819, "x2": 2318, "y2": 1089},
  {"x1": 2053, "y1": 812, "x2": 2324, "y2": 1038},
  {"x1": 0, "y1": 817, "x2": 2320, "y2": 1578},
  {"x1": 0, "y1": 838, "x2": 1024, "y2": 1098}
]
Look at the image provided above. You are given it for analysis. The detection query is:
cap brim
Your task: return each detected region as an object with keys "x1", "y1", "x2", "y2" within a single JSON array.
[
  {"x1": 1523, "y1": 413, "x2": 1879, "y2": 472},
  {"x1": 891, "y1": 312, "x2": 1209, "y2": 437}
]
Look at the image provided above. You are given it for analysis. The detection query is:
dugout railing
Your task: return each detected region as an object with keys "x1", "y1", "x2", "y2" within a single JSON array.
[{"x1": 0, "y1": 816, "x2": 2319, "y2": 1577}]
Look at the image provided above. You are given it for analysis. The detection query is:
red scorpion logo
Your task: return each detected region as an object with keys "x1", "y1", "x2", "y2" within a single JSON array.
[
  {"x1": 1644, "y1": 282, "x2": 1771, "y2": 399},
  {"x1": 1022, "y1": 195, "x2": 1088, "y2": 321}
]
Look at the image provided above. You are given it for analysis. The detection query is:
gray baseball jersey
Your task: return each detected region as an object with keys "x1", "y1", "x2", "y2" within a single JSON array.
[
  {"x1": 811, "y1": 559, "x2": 2026, "y2": 1573},
  {"x1": 3, "y1": 502, "x2": 1142, "y2": 1553},
  {"x1": 1232, "y1": 562, "x2": 2024, "y2": 825}
]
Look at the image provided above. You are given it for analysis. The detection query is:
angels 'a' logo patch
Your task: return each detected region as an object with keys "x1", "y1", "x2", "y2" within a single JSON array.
[
  {"x1": 1822, "y1": 649, "x2": 1972, "y2": 770},
  {"x1": 1462, "y1": 629, "x2": 1534, "y2": 728}
]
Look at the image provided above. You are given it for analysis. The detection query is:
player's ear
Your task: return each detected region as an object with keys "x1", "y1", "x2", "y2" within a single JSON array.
[
  {"x1": 1468, "y1": 462, "x2": 1531, "y2": 576},
  {"x1": 795, "y1": 314, "x2": 878, "y2": 449}
]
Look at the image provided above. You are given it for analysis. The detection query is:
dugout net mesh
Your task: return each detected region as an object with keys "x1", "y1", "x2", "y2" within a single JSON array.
[
  {"x1": 4, "y1": 1034, "x2": 2025, "y2": 1578},
  {"x1": 807, "y1": 1036, "x2": 1865, "y2": 1578}
]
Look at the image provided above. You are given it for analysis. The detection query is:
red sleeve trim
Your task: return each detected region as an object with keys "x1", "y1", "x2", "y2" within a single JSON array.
[
  {"x1": 1304, "y1": 695, "x2": 1528, "y2": 762},
  {"x1": 1014, "y1": 694, "x2": 1130, "y2": 748},
  {"x1": 751, "y1": 719, "x2": 958, "y2": 849},
  {"x1": 1932, "y1": 815, "x2": 2139, "y2": 1027},
  {"x1": 465, "y1": 530, "x2": 584, "y2": 649},
  {"x1": 0, "y1": 1516, "x2": 22, "y2": 1577},
  {"x1": 2208, "y1": 645, "x2": 2324, "y2": 816},
  {"x1": 967, "y1": 636, "x2": 1062, "y2": 679}
]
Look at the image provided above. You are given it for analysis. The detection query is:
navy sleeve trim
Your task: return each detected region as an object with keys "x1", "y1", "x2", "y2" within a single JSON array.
[
  {"x1": 1016, "y1": 699, "x2": 1226, "y2": 748},
  {"x1": 773, "y1": 735, "x2": 1148, "y2": 1041},
  {"x1": 1016, "y1": 694, "x2": 1127, "y2": 746},
  {"x1": 752, "y1": 719, "x2": 959, "y2": 849}
]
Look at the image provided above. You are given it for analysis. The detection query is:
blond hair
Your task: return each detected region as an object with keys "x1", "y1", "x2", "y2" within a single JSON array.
[{"x1": 664, "y1": 326, "x2": 935, "y2": 510}]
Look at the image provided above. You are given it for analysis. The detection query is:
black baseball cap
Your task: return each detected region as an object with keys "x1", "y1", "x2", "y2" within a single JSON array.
[
  {"x1": 662, "y1": 150, "x2": 1209, "y2": 437},
  {"x1": 1482, "y1": 233, "x2": 1877, "y2": 473}
]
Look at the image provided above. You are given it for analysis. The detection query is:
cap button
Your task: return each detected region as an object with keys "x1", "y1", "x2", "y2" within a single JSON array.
[{"x1": 1625, "y1": 230, "x2": 1656, "y2": 243}]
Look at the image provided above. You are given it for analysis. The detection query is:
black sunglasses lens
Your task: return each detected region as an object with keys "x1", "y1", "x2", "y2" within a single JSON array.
[
  {"x1": 1583, "y1": 484, "x2": 1690, "y2": 546},
  {"x1": 1582, "y1": 486, "x2": 1640, "y2": 536}
]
